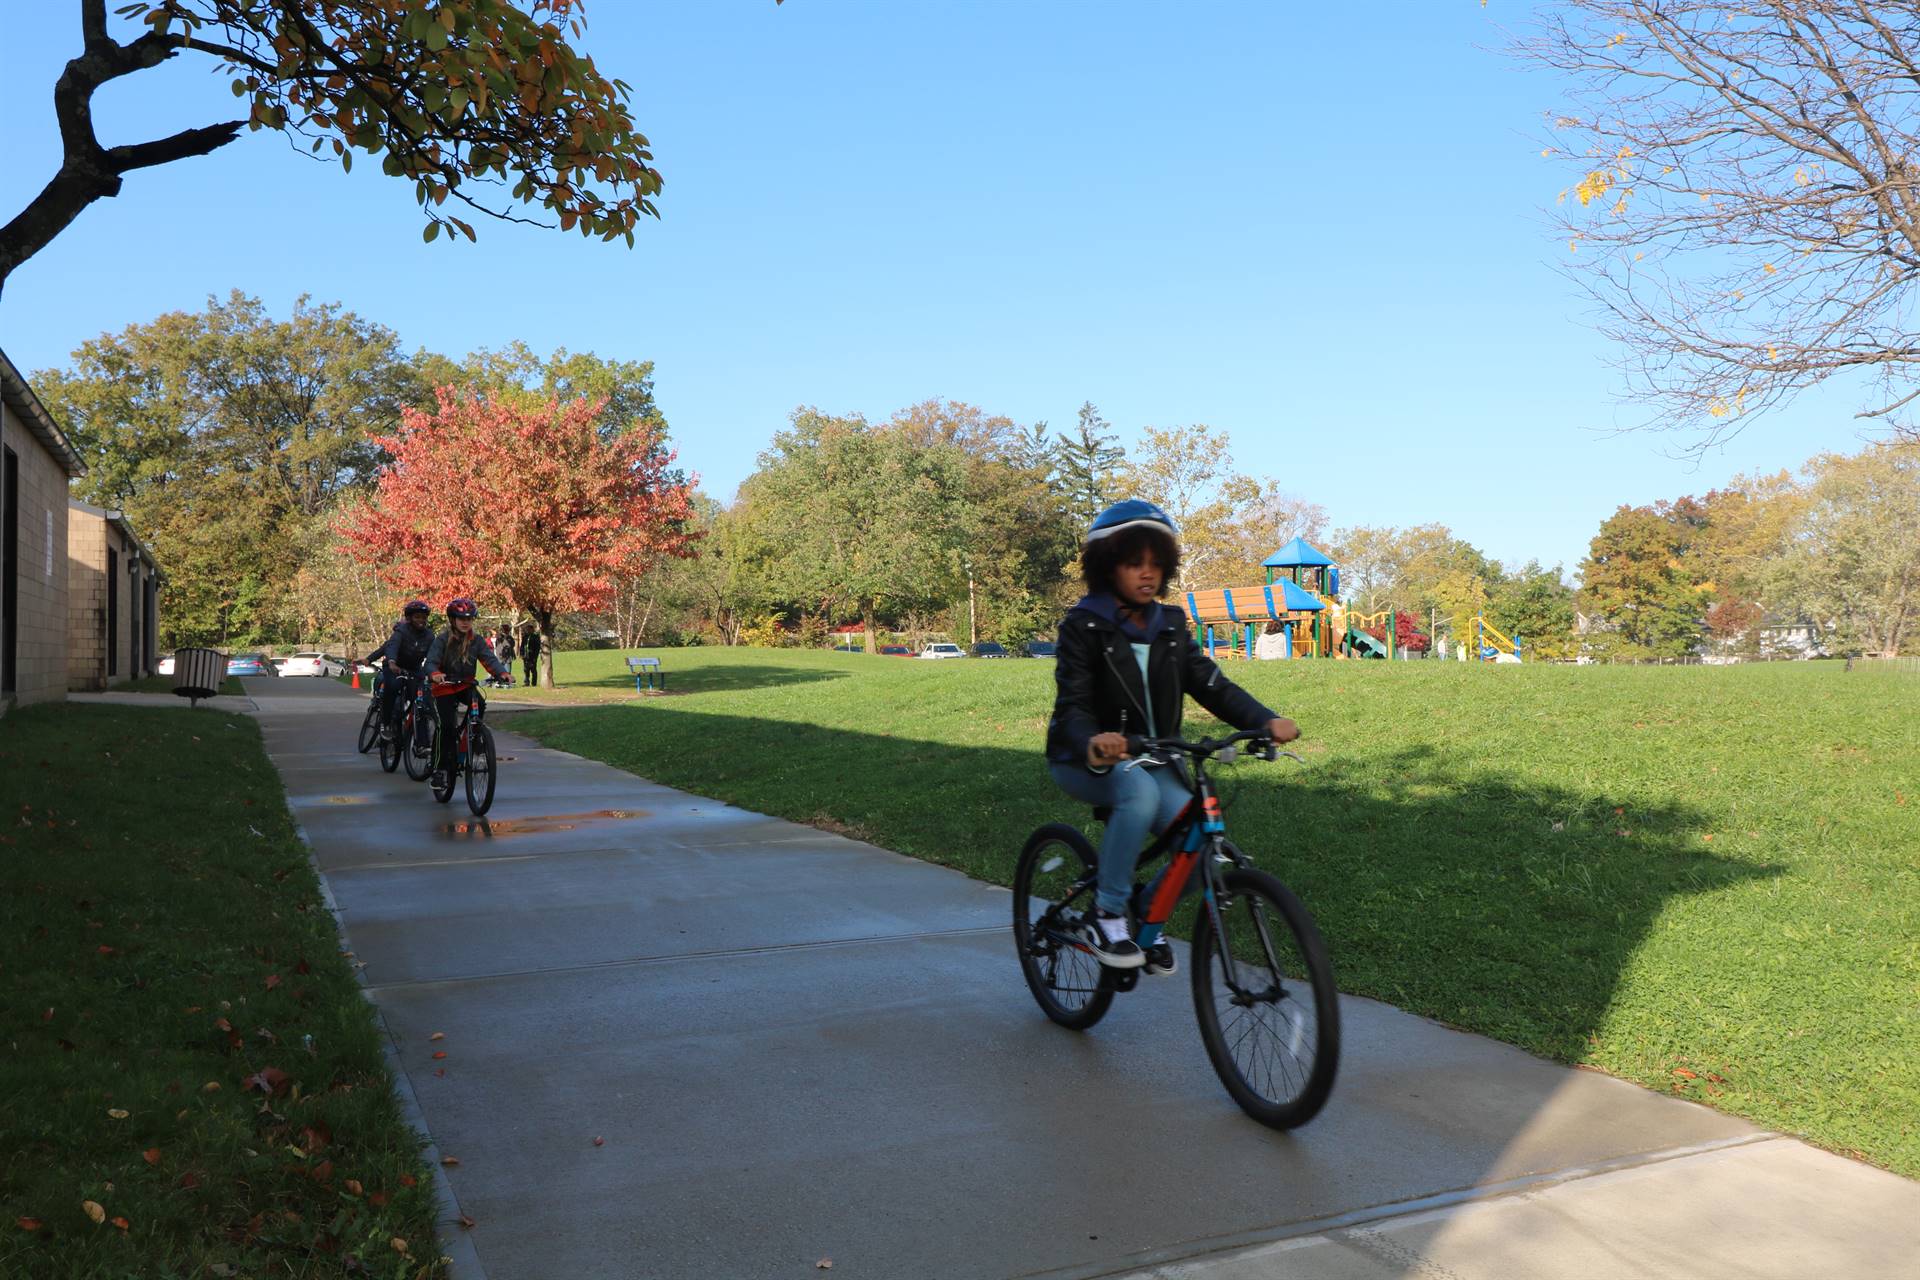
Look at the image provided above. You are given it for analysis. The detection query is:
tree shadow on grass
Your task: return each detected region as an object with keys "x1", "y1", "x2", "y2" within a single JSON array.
[
  {"x1": 555, "y1": 663, "x2": 852, "y2": 695},
  {"x1": 519, "y1": 707, "x2": 1782, "y2": 1070}
]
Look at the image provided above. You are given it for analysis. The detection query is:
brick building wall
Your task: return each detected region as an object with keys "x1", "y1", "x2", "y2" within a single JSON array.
[
  {"x1": 67, "y1": 503, "x2": 160, "y2": 691},
  {"x1": 1, "y1": 396, "x2": 79, "y2": 709}
]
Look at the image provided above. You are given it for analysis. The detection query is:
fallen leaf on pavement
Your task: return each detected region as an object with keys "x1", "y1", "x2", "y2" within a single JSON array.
[
  {"x1": 82, "y1": 1201, "x2": 106, "y2": 1225},
  {"x1": 592, "y1": 1136, "x2": 605, "y2": 1147},
  {"x1": 817, "y1": 1259, "x2": 833, "y2": 1270},
  {"x1": 439, "y1": 1157, "x2": 459, "y2": 1167},
  {"x1": 431, "y1": 1051, "x2": 447, "y2": 1060},
  {"x1": 428, "y1": 1032, "x2": 445, "y2": 1041},
  {"x1": 458, "y1": 1214, "x2": 476, "y2": 1229}
]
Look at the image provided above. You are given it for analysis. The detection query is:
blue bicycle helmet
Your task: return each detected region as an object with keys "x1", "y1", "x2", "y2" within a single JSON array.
[{"x1": 1086, "y1": 499, "x2": 1179, "y2": 543}]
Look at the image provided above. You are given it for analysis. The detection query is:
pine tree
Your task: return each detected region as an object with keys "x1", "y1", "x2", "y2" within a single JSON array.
[{"x1": 1054, "y1": 402, "x2": 1124, "y2": 523}]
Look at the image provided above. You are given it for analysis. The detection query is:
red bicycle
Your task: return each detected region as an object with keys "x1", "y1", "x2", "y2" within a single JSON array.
[{"x1": 426, "y1": 680, "x2": 497, "y2": 816}]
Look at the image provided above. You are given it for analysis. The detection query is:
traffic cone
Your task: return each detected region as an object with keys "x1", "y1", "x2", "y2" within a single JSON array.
[{"x1": 351, "y1": 666, "x2": 360, "y2": 690}]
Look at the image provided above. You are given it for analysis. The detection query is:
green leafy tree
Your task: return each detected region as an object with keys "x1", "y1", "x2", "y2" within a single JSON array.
[
  {"x1": 2, "y1": 0, "x2": 661, "y2": 295},
  {"x1": 1768, "y1": 444, "x2": 1920, "y2": 656},
  {"x1": 1578, "y1": 505, "x2": 1705, "y2": 659},
  {"x1": 415, "y1": 342, "x2": 667, "y2": 443},
  {"x1": 1054, "y1": 402, "x2": 1124, "y2": 525},
  {"x1": 1486, "y1": 562, "x2": 1577, "y2": 660},
  {"x1": 36, "y1": 292, "x2": 417, "y2": 644},
  {"x1": 732, "y1": 411, "x2": 972, "y2": 654}
]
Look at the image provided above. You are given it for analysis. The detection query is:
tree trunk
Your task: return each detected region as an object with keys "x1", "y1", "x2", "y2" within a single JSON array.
[
  {"x1": 534, "y1": 608, "x2": 555, "y2": 689},
  {"x1": 862, "y1": 607, "x2": 876, "y2": 659}
]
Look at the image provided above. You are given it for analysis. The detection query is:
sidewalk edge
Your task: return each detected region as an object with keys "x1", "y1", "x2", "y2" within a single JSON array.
[{"x1": 297, "y1": 812, "x2": 489, "y2": 1280}]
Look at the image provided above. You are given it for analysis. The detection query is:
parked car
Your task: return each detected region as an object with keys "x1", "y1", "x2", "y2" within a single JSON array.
[
  {"x1": 226, "y1": 653, "x2": 278, "y2": 678},
  {"x1": 971, "y1": 642, "x2": 1010, "y2": 659},
  {"x1": 878, "y1": 645, "x2": 913, "y2": 657},
  {"x1": 1022, "y1": 641, "x2": 1057, "y2": 658},
  {"x1": 917, "y1": 643, "x2": 966, "y2": 660},
  {"x1": 276, "y1": 651, "x2": 345, "y2": 677}
]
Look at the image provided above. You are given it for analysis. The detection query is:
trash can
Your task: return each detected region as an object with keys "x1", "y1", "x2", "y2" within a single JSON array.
[{"x1": 172, "y1": 647, "x2": 225, "y2": 707}]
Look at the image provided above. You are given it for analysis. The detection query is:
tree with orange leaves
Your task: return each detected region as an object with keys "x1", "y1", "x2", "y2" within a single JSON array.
[{"x1": 342, "y1": 387, "x2": 697, "y2": 687}]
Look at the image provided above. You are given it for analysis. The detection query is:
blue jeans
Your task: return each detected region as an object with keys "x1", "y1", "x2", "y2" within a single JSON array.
[{"x1": 1049, "y1": 761, "x2": 1193, "y2": 915}]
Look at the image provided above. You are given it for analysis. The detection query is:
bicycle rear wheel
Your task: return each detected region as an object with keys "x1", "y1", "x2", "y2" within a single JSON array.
[
  {"x1": 464, "y1": 722, "x2": 496, "y2": 816},
  {"x1": 1191, "y1": 863, "x2": 1339, "y2": 1129},
  {"x1": 1012, "y1": 824, "x2": 1114, "y2": 1031},
  {"x1": 356, "y1": 698, "x2": 381, "y2": 754}
]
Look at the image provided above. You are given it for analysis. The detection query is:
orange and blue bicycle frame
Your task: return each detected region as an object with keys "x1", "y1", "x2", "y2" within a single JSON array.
[{"x1": 1131, "y1": 768, "x2": 1228, "y2": 950}]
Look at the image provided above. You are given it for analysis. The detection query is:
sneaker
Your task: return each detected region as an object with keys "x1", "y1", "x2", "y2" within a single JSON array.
[
  {"x1": 1073, "y1": 911, "x2": 1145, "y2": 970},
  {"x1": 429, "y1": 771, "x2": 447, "y2": 790},
  {"x1": 379, "y1": 722, "x2": 395, "y2": 742},
  {"x1": 1143, "y1": 939, "x2": 1177, "y2": 977}
]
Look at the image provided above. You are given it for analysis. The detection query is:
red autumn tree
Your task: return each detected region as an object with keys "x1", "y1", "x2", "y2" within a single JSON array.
[{"x1": 342, "y1": 387, "x2": 696, "y2": 687}]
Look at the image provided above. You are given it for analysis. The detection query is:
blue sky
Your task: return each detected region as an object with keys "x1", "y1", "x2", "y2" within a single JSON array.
[{"x1": 0, "y1": 1, "x2": 1882, "y2": 575}]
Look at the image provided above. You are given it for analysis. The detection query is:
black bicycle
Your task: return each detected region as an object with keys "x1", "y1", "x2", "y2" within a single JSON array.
[
  {"x1": 355, "y1": 672, "x2": 384, "y2": 755},
  {"x1": 1013, "y1": 729, "x2": 1340, "y2": 1129},
  {"x1": 377, "y1": 676, "x2": 434, "y2": 780},
  {"x1": 427, "y1": 682, "x2": 497, "y2": 816}
]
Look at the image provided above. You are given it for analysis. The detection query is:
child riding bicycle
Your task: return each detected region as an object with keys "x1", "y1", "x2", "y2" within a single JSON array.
[
  {"x1": 1045, "y1": 499, "x2": 1300, "y2": 972},
  {"x1": 424, "y1": 597, "x2": 512, "y2": 791},
  {"x1": 375, "y1": 599, "x2": 437, "y2": 749}
]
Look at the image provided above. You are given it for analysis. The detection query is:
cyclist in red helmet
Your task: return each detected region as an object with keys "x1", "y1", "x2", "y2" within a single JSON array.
[{"x1": 423, "y1": 597, "x2": 511, "y2": 791}]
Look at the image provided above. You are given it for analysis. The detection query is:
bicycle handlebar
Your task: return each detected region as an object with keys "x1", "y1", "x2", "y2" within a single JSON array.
[{"x1": 1123, "y1": 728, "x2": 1293, "y2": 763}]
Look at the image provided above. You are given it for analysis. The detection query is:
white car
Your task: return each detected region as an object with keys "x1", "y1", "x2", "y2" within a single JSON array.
[
  {"x1": 277, "y1": 651, "x2": 345, "y2": 677},
  {"x1": 917, "y1": 643, "x2": 967, "y2": 660}
]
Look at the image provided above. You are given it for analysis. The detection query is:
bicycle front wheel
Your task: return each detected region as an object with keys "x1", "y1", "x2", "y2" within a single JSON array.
[
  {"x1": 1191, "y1": 864, "x2": 1340, "y2": 1129},
  {"x1": 1012, "y1": 824, "x2": 1114, "y2": 1031},
  {"x1": 378, "y1": 722, "x2": 401, "y2": 773},
  {"x1": 403, "y1": 711, "x2": 433, "y2": 782},
  {"x1": 464, "y1": 723, "x2": 496, "y2": 816},
  {"x1": 356, "y1": 698, "x2": 381, "y2": 754}
]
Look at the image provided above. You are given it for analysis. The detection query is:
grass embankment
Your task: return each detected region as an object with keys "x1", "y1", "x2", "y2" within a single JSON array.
[
  {"x1": 512, "y1": 648, "x2": 1920, "y2": 1177},
  {"x1": 122, "y1": 675, "x2": 245, "y2": 696},
  {"x1": 0, "y1": 705, "x2": 444, "y2": 1278}
]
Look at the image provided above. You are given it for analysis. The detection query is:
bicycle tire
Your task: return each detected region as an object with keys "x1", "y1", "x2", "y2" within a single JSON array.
[
  {"x1": 378, "y1": 722, "x2": 401, "y2": 773},
  {"x1": 1012, "y1": 823, "x2": 1114, "y2": 1031},
  {"x1": 356, "y1": 698, "x2": 381, "y2": 754},
  {"x1": 1190, "y1": 863, "x2": 1340, "y2": 1129},
  {"x1": 464, "y1": 722, "x2": 496, "y2": 816},
  {"x1": 430, "y1": 722, "x2": 457, "y2": 804},
  {"x1": 403, "y1": 710, "x2": 433, "y2": 782}
]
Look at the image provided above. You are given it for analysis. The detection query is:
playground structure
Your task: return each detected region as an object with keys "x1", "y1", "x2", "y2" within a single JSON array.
[{"x1": 1183, "y1": 537, "x2": 1516, "y2": 662}]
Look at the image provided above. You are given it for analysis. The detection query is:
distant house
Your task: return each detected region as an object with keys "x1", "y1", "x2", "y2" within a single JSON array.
[
  {"x1": 0, "y1": 347, "x2": 86, "y2": 713},
  {"x1": 67, "y1": 501, "x2": 161, "y2": 691},
  {"x1": 1758, "y1": 615, "x2": 1823, "y2": 658}
]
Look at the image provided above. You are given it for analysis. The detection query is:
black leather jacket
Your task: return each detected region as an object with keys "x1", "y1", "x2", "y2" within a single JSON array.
[
  {"x1": 1045, "y1": 598, "x2": 1278, "y2": 767},
  {"x1": 379, "y1": 621, "x2": 435, "y2": 674}
]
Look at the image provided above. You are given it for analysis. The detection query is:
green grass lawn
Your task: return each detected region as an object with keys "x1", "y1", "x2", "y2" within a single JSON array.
[
  {"x1": 0, "y1": 705, "x2": 445, "y2": 1278},
  {"x1": 512, "y1": 647, "x2": 1920, "y2": 1177},
  {"x1": 122, "y1": 675, "x2": 245, "y2": 696}
]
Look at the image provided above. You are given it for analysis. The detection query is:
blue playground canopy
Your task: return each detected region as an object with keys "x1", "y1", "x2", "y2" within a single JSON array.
[
  {"x1": 1273, "y1": 579, "x2": 1326, "y2": 610},
  {"x1": 1263, "y1": 537, "x2": 1334, "y2": 569}
]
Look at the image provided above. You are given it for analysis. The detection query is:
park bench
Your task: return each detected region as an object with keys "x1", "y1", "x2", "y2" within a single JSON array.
[{"x1": 626, "y1": 656, "x2": 667, "y2": 691}]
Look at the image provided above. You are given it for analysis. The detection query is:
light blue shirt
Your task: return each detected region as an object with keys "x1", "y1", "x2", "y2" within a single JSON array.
[{"x1": 1130, "y1": 643, "x2": 1157, "y2": 737}]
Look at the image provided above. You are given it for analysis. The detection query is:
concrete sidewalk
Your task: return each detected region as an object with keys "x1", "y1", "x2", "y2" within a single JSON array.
[{"x1": 248, "y1": 680, "x2": 1920, "y2": 1280}]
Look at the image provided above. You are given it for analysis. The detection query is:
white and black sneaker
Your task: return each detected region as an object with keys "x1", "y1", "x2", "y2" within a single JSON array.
[
  {"x1": 1075, "y1": 911, "x2": 1145, "y2": 969},
  {"x1": 1143, "y1": 939, "x2": 1177, "y2": 977}
]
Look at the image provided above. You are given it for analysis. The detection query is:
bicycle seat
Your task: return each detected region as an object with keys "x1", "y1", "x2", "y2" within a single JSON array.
[{"x1": 1091, "y1": 805, "x2": 1113, "y2": 824}]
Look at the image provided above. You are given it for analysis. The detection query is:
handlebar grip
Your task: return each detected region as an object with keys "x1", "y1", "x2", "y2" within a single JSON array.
[{"x1": 1124, "y1": 735, "x2": 1147, "y2": 757}]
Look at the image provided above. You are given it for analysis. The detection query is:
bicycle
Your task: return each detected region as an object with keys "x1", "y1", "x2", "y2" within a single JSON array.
[
  {"x1": 426, "y1": 681, "x2": 497, "y2": 816},
  {"x1": 1012, "y1": 729, "x2": 1340, "y2": 1129},
  {"x1": 377, "y1": 674, "x2": 434, "y2": 780},
  {"x1": 355, "y1": 668, "x2": 384, "y2": 755}
]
